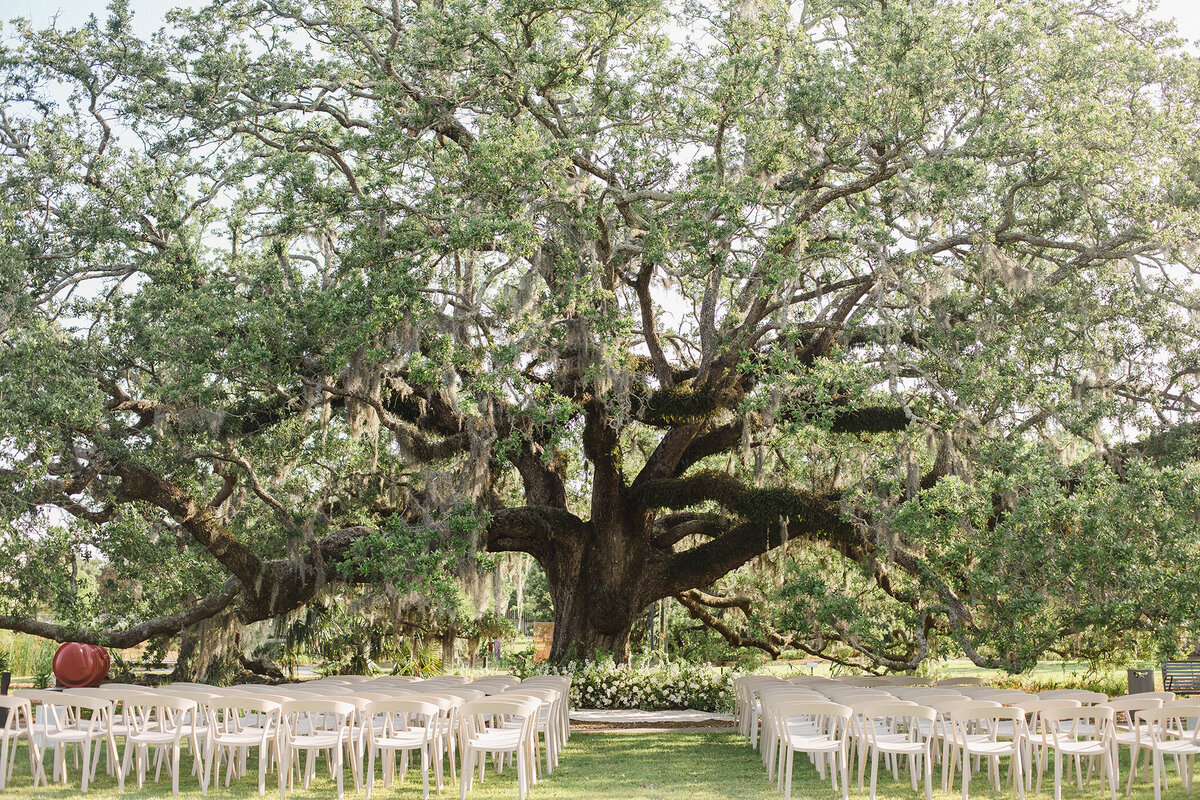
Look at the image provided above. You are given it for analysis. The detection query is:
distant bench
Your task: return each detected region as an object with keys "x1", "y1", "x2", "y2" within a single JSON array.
[{"x1": 1162, "y1": 661, "x2": 1200, "y2": 694}]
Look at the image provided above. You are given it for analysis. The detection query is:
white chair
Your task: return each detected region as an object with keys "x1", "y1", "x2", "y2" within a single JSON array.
[
  {"x1": 364, "y1": 698, "x2": 441, "y2": 799},
  {"x1": 204, "y1": 695, "x2": 281, "y2": 796},
  {"x1": 862, "y1": 702, "x2": 936, "y2": 800},
  {"x1": 759, "y1": 686, "x2": 823, "y2": 782},
  {"x1": 775, "y1": 700, "x2": 852, "y2": 800},
  {"x1": 734, "y1": 676, "x2": 783, "y2": 746},
  {"x1": 1098, "y1": 696, "x2": 1163, "y2": 796},
  {"x1": 949, "y1": 704, "x2": 1028, "y2": 800},
  {"x1": 12, "y1": 689, "x2": 57, "y2": 787},
  {"x1": 0, "y1": 696, "x2": 40, "y2": 789},
  {"x1": 457, "y1": 696, "x2": 540, "y2": 800},
  {"x1": 420, "y1": 692, "x2": 467, "y2": 787},
  {"x1": 121, "y1": 694, "x2": 197, "y2": 795},
  {"x1": 279, "y1": 698, "x2": 355, "y2": 798},
  {"x1": 845, "y1": 697, "x2": 908, "y2": 791},
  {"x1": 41, "y1": 694, "x2": 118, "y2": 794},
  {"x1": 518, "y1": 676, "x2": 572, "y2": 744},
  {"x1": 937, "y1": 677, "x2": 984, "y2": 687},
  {"x1": 503, "y1": 687, "x2": 562, "y2": 777},
  {"x1": 163, "y1": 688, "x2": 219, "y2": 786},
  {"x1": 893, "y1": 688, "x2": 967, "y2": 702},
  {"x1": 1129, "y1": 704, "x2": 1200, "y2": 800},
  {"x1": 67, "y1": 687, "x2": 152, "y2": 782},
  {"x1": 923, "y1": 697, "x2": 994, "y2": 792},
  {"x1": 1036, "y1": 706, "x2": 1118, "y2": 800},
  {"x1": 435, "y1": 675, "x2": 471, "y2": 685},
  {"x1": 1037, "y1": 689, "x2": 1108, "y2": 706},
  {"x1": 789, "y1": 676, "x2": 838, "y2": 686},
  {"x1": 1015, "y1": 698, "x2": 1080, "y2": 791},
  {"x1": 1114, "y1": 692, "x2": 1175, "y2": 704},
  {"x1": 970, "y1": 689, "x2": 1035, "y2": 705}
]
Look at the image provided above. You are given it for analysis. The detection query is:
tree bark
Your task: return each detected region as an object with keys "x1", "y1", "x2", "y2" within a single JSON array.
[
  {"x1": 537, "y1": 511, "x2": 669, "y2": 662},
  {"x1": 542, "y1": 527, "x2": 645, "y2": 663},
  {"x1": 440, "y1": 628, "x2": 457, "y2": 668}
]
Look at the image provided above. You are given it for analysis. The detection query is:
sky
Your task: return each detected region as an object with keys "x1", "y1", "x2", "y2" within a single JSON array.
[{"x1": 2, "y1": 0, "x2": 1200, "y2": 41}]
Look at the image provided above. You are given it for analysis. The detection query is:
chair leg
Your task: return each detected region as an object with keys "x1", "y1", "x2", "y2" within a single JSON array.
[
  {"x1": 962, "y1": 748, "x2": 971, "y2": 800},
  {"x1": 870, "y1": 747, "x2": 880, "y2": 800},
  {"x1": 81, "y1": 737, "x2": 93, "y2": 795},
  {"x1": 515, "y1": 745, "x2": 526, "y2": 800},
  {"x1": 841, "y1": 746, "x2": 850, "y2": 800},
  {"x1": 258, "y1": 744, "x2": 268, "y2": 796},
  {"x1": 925, "y1": 747, "x2": 934, "y2": 800},
  {"x1": 278, "y1": 742, "x2": 288, "y2": 800},
  {"x1": 459, "y1": 749, "x2": 472, "y2": 800},
  {"x1": 335, "y1": 742, "x2": 344, "y2": 799},
  {"x1": 1127, "y1": 744, "x2": 1140, "y2": 797},
  {"x1": 366, "y1": 743, "x2": 376, "y2": 799},
  {"x1": 784, "y1": 747, "x2": 795, "y2": 800}
]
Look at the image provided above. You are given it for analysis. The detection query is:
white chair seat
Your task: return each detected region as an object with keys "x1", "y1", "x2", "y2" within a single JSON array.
[
  {"x1": 290, "y1": 731, "x2": 343, "y2": 749},
  {"x1": 375, "y1": 731, "x2": 428, "y2": 748},
  {"x1": 786, "y1": 732, "x2": 842, "y2": 752},
  {"x1": 967, "y1": 740, "x2": 1019, "y2": 757},
  {"x1": 471, "y1": 728, "x2": 525, "y2": 750},
  {"x1": 1155, "y1": 740, "x2": 1200, "y2": 755},
  {"x1": 211, "y1": 731, "x2": 265, "y2": 747},
  {"x1": 1053, "y1": 740, "x2": 1107, "y2": 756}
]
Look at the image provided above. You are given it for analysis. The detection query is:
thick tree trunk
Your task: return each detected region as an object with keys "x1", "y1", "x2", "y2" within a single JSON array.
[
  {"x1": 440, "y1": 628, "x2": 457, "y2": 668},
  {"x1": 543, "y1": 518, "x2": 663, "y2": 663}
]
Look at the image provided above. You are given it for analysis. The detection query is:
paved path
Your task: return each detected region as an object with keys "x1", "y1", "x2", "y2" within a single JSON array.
[{"x1": 570, "y1": 708, "x2": 734, "y2": 723}]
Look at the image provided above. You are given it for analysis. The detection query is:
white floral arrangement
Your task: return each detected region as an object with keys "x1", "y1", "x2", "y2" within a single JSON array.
[{"x1": 523, "y1": 660, "x2": 734, "y2": 712}]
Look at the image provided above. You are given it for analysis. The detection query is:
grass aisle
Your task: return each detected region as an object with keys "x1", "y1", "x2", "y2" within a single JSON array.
[{"x1": 0, "y1": 731, "x2": 1185, "y2": 799}]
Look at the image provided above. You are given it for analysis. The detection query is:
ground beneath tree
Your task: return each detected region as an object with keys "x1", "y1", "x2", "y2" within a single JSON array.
[
  {"x1": 568, "y1": 709, "x2": 735, "y2": 731},
  {"x1": 570, "y1": 719, "x2": 734, "y2": 731}
]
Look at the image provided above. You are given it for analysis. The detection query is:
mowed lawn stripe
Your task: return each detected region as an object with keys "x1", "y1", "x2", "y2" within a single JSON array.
[{"x1": 0, "y1": 730, "x2": 1182, "y2": 800}]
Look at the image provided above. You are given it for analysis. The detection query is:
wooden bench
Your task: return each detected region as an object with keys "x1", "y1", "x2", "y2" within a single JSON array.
[{"x1": 1162, "y1": 661, "x2": 1200, "y2": 694}]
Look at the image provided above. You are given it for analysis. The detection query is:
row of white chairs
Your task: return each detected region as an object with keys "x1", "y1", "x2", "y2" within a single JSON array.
[
  {"x1": 0, "y1": 672, "x2": 571, "y2": 800},
  {"x1": 737, "y1": 674, "x2": 1198, "y2": 800}
]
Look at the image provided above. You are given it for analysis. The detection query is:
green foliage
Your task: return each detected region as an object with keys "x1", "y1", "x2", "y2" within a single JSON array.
[
  {"x1": 519, "y1": 659, "x2": 735, "y2": 712},
  {"x1": 461, "y1": 610, "x2": 517, "y2": 642},
  {"x1": 0, "y1": 633, "x2": 58, "y2": 680},
  {"x1": 32, "y1": 655, "x2": 53, "y2": 690},
  {"x1": 388, "y1": 646, "x2": 444, "y2": 678},
  {"x1": 107, "y1": 651, "x2": 136, "y2": 684},
  {"x1": 339, "y1": 505, "x2": 488, "y2": 608},
  {"x1": 986, "y1": 671, "x2": 1131, "y2": 698},
  {"x1": 277, "y1": 595, "x2": 405, "y2": 676},
  {"x1": 2, "y1": 0, "x2": 1200, "y2": 675}
]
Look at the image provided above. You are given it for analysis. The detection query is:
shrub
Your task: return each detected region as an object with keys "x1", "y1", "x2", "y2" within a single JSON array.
[
  {"x1": 518, "y1": 660, "x2": 734, "y2": 712},
  {"x1": 987, "y1": 671, "x2": 1130, "y2": 697}
]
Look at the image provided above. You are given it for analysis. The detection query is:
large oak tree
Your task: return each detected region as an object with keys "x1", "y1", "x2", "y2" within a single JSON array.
[{"x1": 3, "y1": 0, "x2": 1200, "y2": 668}]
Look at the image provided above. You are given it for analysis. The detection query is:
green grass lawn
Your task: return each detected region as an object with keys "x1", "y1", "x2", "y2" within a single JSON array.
[{"x1": 0, "y1": 730, "x2": 1190, "y2": 800}]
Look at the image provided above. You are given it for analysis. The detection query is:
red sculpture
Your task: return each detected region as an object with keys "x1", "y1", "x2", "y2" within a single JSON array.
[{"x1": 52, "y1": 643, "x2": 110, "y2": 688}]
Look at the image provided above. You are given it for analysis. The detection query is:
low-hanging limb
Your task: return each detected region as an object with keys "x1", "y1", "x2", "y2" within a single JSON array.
[
  {"x1": 0, "y1": 578, "x2": 240, "y2": 648},
  {"x1": 676, "y1": 585, "x2": 932, "y2": 671},
  {"x1": 675, "y1": 589, "x2": 781, "y2": 657}
]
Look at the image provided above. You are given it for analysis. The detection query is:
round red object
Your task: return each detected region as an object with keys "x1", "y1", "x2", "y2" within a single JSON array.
[
  {"x1": 96, "y1": 647, "x2": 111, "y2": 676},
  {"x1": 52, "y1": 643, "x2": 110, "y2": 688}
]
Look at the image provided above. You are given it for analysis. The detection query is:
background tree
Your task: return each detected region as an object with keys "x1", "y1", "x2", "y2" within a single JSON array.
[{"x1": 3, "y1": 0, "x2": 1200, "y2": 668}]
